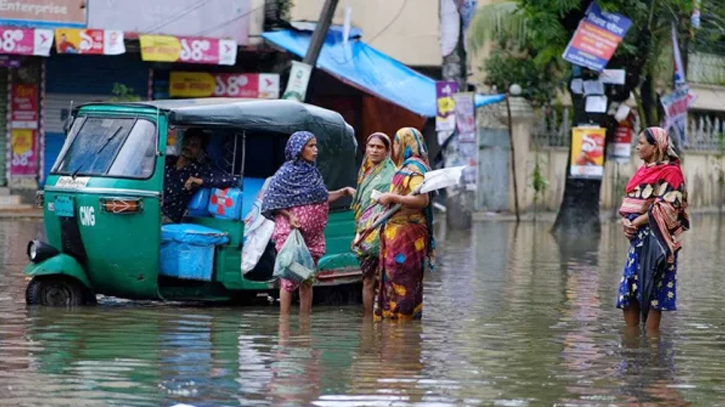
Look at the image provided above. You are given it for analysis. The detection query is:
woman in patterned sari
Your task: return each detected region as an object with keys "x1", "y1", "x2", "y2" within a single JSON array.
[
  {"x1": 374, "y1": 127, "x2": 434, "y2": 321},
  {"x1": 350, "y1": 132, "x2": 396, "y2": 316},
  {"x1": 617, "y1": 127, "x2": 689, "y2": 331}
]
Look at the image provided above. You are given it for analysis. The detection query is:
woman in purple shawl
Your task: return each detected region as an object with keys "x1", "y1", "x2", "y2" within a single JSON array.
[{"x1": 261, "y1": 131, "x2": 354, "y2": 314}]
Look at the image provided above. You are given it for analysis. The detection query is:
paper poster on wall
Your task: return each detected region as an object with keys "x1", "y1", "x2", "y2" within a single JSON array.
[
  {"x1": 11, "y1": 84, "x2": 39, "y2": 129},
  {"x1": 435, "y1": 81, "x2": 458, "y2": 132},
  {"x1": 570, "y1": 126, "x2": 606, "y2": 179},
  {"x1": 458, "y1": 140, "x2": 478, "y2": 190},
  {"x1": 453, "y1": 92, "x2": 476, "y2": 137}
]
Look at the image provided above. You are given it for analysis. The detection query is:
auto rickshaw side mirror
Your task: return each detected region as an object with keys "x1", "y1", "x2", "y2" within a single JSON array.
[{"x1": 62, "y1": 112, "x2": 75, "y2": 134}]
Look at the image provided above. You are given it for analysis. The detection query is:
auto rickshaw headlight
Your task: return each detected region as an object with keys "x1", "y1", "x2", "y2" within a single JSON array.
[{"x1": 27, "y1": 240, "x2": 59, "y2": 263}]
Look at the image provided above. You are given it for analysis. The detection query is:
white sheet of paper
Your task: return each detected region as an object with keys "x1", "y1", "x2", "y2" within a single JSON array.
[
  {"x1": 585, "y1": 95, "x2": 608, "y2": 113},
  {"x1": 601, "y1": 69, "x2": 626, "y2": 85},
  {"x1": 570, "y1": 78, "x2": 584, "y2": 94},
  {"x1": 583, "y1": 79, "x2": 605, "y2": 95},
  {"x1": 370, "y1": 190, "x2": 382, "y2": 201},
  {"x1": 615, "y1": 104, "x2": 631, "y2": 121}
]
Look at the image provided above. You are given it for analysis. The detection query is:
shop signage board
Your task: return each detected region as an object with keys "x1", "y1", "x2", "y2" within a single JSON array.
[
  {"x1": 0, "y1": 0, "x2": 87, "y2": 28},
  {"x1": 0, "y1": 27, "x2": 53, "y2": 56},
  {"x1": 11, "y1": 84, "x2": 39, "y2": 129},
  {"x1": 54, "y1": 28, "x2": 125, "y2": 55},
  {"x1": 169, "y1": 72, "x2": 280, "y2": 99},
  {"x1": 10, "y1": 128, "x2": 38, "y2": 176},
  {"x1": 139, "y1": 35, "x2": 237, "y2": 65}
]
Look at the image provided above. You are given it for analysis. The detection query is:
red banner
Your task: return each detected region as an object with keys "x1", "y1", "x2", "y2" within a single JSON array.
[
  {"x1": 11, "y1": 84, "x2": 39, "y2": 129},
  {"x1": 0, "y1": 27, "x2": 54, "y2": 56}
]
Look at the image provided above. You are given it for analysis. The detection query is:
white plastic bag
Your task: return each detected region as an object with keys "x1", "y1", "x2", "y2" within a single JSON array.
[
  {"x1": 241, "y1": 178, "x2": 275, "y2": 274},
  {"x1": 273, "y1": 229, "x2": 315, "y2": 284}
]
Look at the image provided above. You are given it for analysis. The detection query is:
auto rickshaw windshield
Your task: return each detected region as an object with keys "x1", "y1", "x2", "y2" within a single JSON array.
[{"x1": 53, "y1": 117, "x2": 157, "y2": 179}]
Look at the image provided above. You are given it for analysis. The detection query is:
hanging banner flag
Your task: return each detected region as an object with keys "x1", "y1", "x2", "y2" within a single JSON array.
[
  {"x1": 570, "y1": 126, "x2": 606, "y2": 179},
  {"x1": 282, "y1": 61, "x2": 313, "y2": 102},
  {"x1": 0, "y1": 27, "x2": 53, "y2": 56},
  {"x1": 453, "y1": 92, "x2": 476, "y2": 139},
  {"x1": 661, "y1": 86, "x2": 695, "y2": 145},
  {"x1": 672, "y1": 23, "x2": 687, "y2": 86},
  {"x1": 54, "y1": 29, "x2": 125, "y2": 55},
  {"x1": 139, "y1": 35, "x2": 237, "y2": 65},
  {"x1": 169, "y1": 72, "x2": 280, "y2": 99},
  {"x1": 10, "y1": 129, "x2": 38, "y2": 176},
  {"x1": 611, "y1": 125, "x2": 633, "y2": 163},
  {"x1": 11, "y1": 84, "x2": 39, "y2": 129},
  {"x1": 436, "y1": 81, "x2": 458, "y2": 132},
  {"x1": 562, "y1": 2, "x2": 632, "y2": 72}
]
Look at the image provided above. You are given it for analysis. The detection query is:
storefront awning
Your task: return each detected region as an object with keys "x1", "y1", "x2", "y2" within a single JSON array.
[{"x1": 261, "y1": 29, "x2": 504, "y2": 117}]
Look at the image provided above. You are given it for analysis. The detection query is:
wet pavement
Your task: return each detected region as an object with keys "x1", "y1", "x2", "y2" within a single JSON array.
[{"x1": 1, "y1": 215, "x2": 724, "y2": 406}]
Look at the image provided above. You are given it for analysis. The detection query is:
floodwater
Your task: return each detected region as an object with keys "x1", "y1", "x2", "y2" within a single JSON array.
[{"x1": 1, "y1": 215, "x2": 725, "y2": 407}]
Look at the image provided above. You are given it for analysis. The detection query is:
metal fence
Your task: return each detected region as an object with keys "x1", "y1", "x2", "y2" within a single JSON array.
[{"x1": 532, "y1": 106, "x2": 723, "y2": 153}]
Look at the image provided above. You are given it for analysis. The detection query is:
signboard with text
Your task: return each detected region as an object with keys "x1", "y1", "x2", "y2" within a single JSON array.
[
  {"x1": 10, "y1": 129, "x2": 38, "y2": 176},
  {"x1": 562, "y1": 2, "x2": 632, "y2": 72},
  {"x1": 282, "y1": 61, "x2": 312, "y2": 102},
  {"x1": 610, "y1": 126, "x2": 632, "y2": 163},
  {"x1": 139, "y1": 35, "x2": 237, "y2": 65},
  {"x1": 0, "y1": 0, "x2": 87, "y2": 28},
  {"x1": 55, "y1": 28, "x2": 125, "y2": 55},
  {"x1": 0, "y1": 27, "x2": 53, "y2": 56},
  {"x1": 661, "y1": 85, "x2": 695, "y2": 145},
  {"x1": 570, "y1": 126, "x2": 606, "y2": 179},
  {"x1": 169, "y1": 72, "x2": 280, "y2": 99},
  {"x1": 11, "y1": 84, "x2": 39, "y2": 129}
]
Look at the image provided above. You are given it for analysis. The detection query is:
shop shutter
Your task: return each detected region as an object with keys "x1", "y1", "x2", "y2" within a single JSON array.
[
  {"x1": 0, "y1": 68, "x2": 7, "y2": 186},
  {"x1": 42, "y1": 55, "x2": 149, "y2": 184}
]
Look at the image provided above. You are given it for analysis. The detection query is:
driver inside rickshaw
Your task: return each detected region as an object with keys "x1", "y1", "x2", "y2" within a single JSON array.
[{"x1": 162, "y1": 128, "x2": 239, "y2": 223}]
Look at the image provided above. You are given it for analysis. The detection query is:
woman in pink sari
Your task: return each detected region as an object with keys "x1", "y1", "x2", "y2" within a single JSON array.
[{"x1": 262, "y1": 131, "x2": 354, "y2": 314}]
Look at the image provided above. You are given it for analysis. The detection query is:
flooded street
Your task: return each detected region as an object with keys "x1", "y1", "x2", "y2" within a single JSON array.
[{"x1": 1, "y1": 215, "x2": 724, "y2": 406}]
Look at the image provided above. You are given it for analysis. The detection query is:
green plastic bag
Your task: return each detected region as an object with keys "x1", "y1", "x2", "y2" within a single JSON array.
[{"x1": 273, "y1": 229, "x2": 316, "y2": 284}]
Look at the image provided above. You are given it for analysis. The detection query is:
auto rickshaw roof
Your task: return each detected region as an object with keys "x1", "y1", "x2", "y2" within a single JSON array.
[{"x1": 76, "y1": 98, "x2": 357, "y2": 149}]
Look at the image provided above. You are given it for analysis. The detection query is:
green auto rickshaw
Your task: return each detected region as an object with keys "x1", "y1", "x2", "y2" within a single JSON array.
[{"x1": 24, "y1": 98, "x2": 363, "y2": 306}]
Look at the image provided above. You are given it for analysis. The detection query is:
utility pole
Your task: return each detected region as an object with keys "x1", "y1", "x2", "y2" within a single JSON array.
[
  {"x1": 282, "y1": 0, "x2": 340, "y2": 102},
  {"x1": 303, "y1": 0, "x2": 340, "y2": 66}
]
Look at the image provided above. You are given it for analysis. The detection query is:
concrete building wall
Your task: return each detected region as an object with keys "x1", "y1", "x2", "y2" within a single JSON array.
[{"x1": 290, "y1": 0, "x2": 441, "y2": 67}]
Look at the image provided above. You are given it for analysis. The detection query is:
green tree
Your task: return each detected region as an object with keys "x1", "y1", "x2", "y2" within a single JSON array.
[{"x1": 470, "y1": 0, "x2": 700, "y2": 235}]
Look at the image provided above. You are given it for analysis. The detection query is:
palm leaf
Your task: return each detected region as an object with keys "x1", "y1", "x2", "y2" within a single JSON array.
[{"x1": 468, "y1": 1, "x2": 527, "y2": 51}]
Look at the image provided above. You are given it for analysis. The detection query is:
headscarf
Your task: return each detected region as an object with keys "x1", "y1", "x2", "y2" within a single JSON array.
[
  {"x1": 392, "y1": 127, "x2": 429, "y2": 168},
  {"x1": 647, "y1": 126, "x2": 680, "y2": 164},
  {"x1": 261, "y1": 131, "x2": 329, "y2": 218},
  {"x1": 351, "y1": 132, "x2": 396, "y2": 222},
  {"x1": 625, "y1": 127, "x2": 684, "y2": 193}
]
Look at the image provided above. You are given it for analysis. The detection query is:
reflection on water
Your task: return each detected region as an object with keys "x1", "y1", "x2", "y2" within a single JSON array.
[{"x1": 0, "y1": 216, "x2": 724, "y2": 406}]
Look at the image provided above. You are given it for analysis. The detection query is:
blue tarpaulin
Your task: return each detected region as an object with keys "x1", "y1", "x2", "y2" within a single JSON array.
[{"x1": 261, "y1": 29, "x2": 504, "y2": 117}]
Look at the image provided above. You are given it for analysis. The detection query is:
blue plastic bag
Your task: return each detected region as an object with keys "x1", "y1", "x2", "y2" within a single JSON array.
[{"x1": 273, "y1": 229, "x2": 315, "y2": 284}]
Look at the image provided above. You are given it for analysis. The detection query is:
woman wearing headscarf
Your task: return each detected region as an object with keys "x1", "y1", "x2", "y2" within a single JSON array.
[
  {"x1": 262, "y1": 131, "x2": 354, "y2": 314},
  {"x1": 350, "y1": 132, "x2": 396, "y2": 316},
  {"x1": 373, "y1": 127, "x2": 434, "y2": 321},
  {"x1": 617, "y1": 127, "x2": 689, "y2": 331}
]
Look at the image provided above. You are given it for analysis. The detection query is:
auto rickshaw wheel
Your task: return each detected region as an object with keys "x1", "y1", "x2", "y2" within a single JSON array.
[{"x1": 26, "y1": 276, "x2": 86, "y2": 306}]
